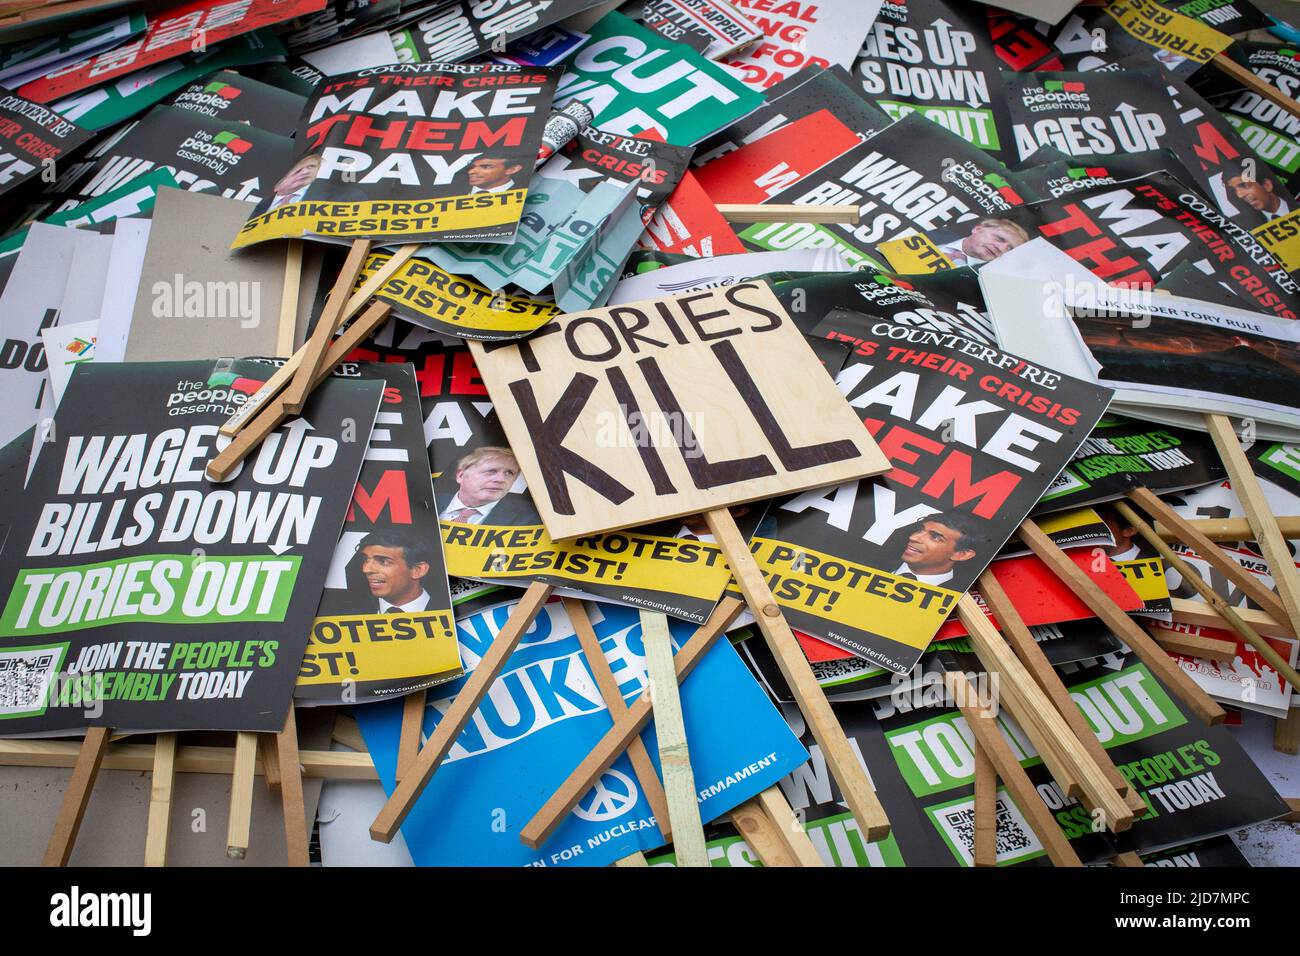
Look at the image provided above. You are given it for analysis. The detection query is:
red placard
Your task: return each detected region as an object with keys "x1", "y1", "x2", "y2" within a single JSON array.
[
  {"x1": 639, "y1": 170, "x2": 745, "y2": 257},
  {"x1": 694, "y1": 107, "x2": 860, "y2": 205},
  {"x1": 19, "y1": 0, "x2": 325, "y2": 104}
]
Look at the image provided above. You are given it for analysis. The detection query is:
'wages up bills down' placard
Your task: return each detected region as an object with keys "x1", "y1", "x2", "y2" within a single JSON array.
[{"x1": 470, "y1": 282, "x2": 891, "y2": 540}]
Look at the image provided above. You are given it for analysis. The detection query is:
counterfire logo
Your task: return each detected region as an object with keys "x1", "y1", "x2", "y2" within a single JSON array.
[{"x1": 50, "y1": 886, "x2": 151, "y2": 936}]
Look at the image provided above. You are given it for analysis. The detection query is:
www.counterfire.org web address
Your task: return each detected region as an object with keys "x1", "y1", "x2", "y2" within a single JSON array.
[{"x1": 1115, "y1": 892, "x2": 1251, "y2": 930}]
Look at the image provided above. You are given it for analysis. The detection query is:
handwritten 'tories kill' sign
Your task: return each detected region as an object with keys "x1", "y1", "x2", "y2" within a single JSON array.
[{"x1": 469, "y1": 283, "x2": 891, "y2": 539}]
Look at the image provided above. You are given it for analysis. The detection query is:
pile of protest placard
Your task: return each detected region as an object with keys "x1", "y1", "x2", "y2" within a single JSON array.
[{"x1": 0, "y1": 0, "x2": 1299, "y2": 874}]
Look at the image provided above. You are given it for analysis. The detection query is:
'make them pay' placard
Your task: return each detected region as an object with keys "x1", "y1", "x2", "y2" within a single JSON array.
[{"x1": 470, "y1": 283, "x2": 890, "y2": 540}]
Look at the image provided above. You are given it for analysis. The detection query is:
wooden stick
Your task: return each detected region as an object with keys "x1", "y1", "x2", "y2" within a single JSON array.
[
  {"x1": 282, "y1": 238, "x2": 372, "y2": 415},
  {"x1": 259, "y1": 732, "x2": 281, "y2": 792},
  {"x1": 1113, "y1": 851, "x2": 1145, "y2": 867},
  {"x1": 728, "y1": 796, "x2": 794, "y2": 867},
  {"x1": 641, "y1": 608, "x2": 708, "y2": 867},
  {"x1": 144, "y1": 732, "x2": 177, "y2": 867},
  {"x1": 1275, "y1": 707, "x2": 1300, "y2": 756},
  {"x1": 276, "y1": 239, "x2": 303, "y2": 358},
  {"x1": 370, "y1": 581, "x2": 553, "y2": 843},
  {"x1": 565, "y1": 598, "x2": 671, "y2": 838},
  {"x1": 1170, "y1": 597, "x2": 1294, "y2": 638},
  {"x1": 1115, "y1": 500, "x2": 1300, "y2": 694},
  {"x1": 519, "y1": 598, "x2": 745, "y2": 850},
  {"x1": 1206, "y1": 415, "x2": 1300, "y2": 636},
  {"x1": 42, "y1": 727, "x2": 109, "y2": 867},
  {"x1": 716, "y1": 203, "x2": 862, "y2": 224},
  {"x1": 945, "y1": 671, "x2": 1083, "y2": 867},
  {"x1": 225, "y1": 731, "x2": 258, "y2": 860},
  {"x1": 332, "y1": 713, "x2": 366, "y2": 752},
  {"x1": 219, "y1": 353, "x2": 301, "y2": 438},
  {"x1": 973, "y1": 740, "x2": 997, "y2": 867},
  {"x1": 958, "y1": 594, "x2": 1136, "y2": 830},
  {"x1": 1127, "y1": 487, "x2": 1291, "y2": 626},
  {"x1": 1155, "y1": 516, "x2": 1300, "y2": 543},
  {"x1": 344, "y1": 243, "x2": 418, "y2": 320},
  {"x1": 1213, "y1": 53, "x2": 1300, "y2": 123},
  {"x1": 1148, "y1": 628, "x2": 1237, "y2": 663},
  {"x1": 613, "y1": 852, "x2": 650, "y2": 867},
  {"x1": 1018, "y1": 518, "x2": 1227, "y2": 726},
  {"x1": 218, "y1": 245, "x2": 406, "y2": 439},
  {"x1": 276, "y1": 706, "x2": 309, "y2": 867},
  {"x1": 977, "y1": 569, "x2": 1140, "y2": 808},
  {"x1": 206, "y1": 301, "x2": 392, "y2": 481},
  {"x1": 396, "y1": 691, "x2": 425, "y2": 783},
  {"x1": 0, "y1": 739, "x2": 377, "y2": 778},
  {"x1": 705, "y1": 506, "x2": 890, "y2": 841},
  {"x1": 756, "y1": 785, "x2": 825, "y2": 867}
]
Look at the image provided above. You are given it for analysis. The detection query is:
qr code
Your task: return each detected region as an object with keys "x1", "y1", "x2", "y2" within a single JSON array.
[
  {"x1": 0, "y1": 648, "x2": 61, "y2": 716},
  {"x1": 1045, "y1": 470, "x2": 1086, "y2": 495},
  {"x1": 931, "y1": 794, "x2": 1044, "y2": 865},
  {"x1": 812, "y1": 658, "x2": 879, "y2": 683}
]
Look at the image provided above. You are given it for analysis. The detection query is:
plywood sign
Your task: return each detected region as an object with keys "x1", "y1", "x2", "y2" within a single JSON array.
[{"x1": 469, "y1": 282, "x2": 890, "y2": 539}]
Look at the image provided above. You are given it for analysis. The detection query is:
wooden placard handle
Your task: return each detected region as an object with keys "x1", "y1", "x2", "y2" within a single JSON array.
[
  {"x1": 519, "y1": 598, "x2": 744, "y2": 850},
  {"x1": 259, "y1": 733, "x2": 281, "y2": 792},
  {"x1": 219, "y1": 245, "x2": 414, "y2": 440},
  {"x1": 973, "y1": 741, "x2": 997, "y2": 868},
  {"x1": 1147, "y1": 628, "x2": 1236, "y2": 663},
  {"x1": 716, "y1": 203, "x2": 862, "y2": 224},
  {"x1": 944, "y1": 671, "x2": 1082, "y2": 867},
  {"x1": 957, "y1": 594, "x2": 1136, "y2": 830},
  {"x1": 704, "y1": 506, "x2": 890, "y2": 841},
  {"x1": 739, "y1": 785, "x2": 825, "y2": 868},
  {"x1": 282, "y1": 238, "x2": 373, "y2": 415},
  {"x1": 395, "y1": 691, "x2": 425, "y2": 783},
  {"x1": 1275, "y1": 708, "x2": 1300, "y2": 757},
  {"x1": 977, "y1": 569, "x2": 1144, "y2": 814},
  {"x1": 1, "y1": 738, "x2": 376, "y2": 779},
  {"x1": 226, "y1": 731, "x2": 258, "y2": 860},
  {"x1": 144, "y1": 732, "x2": 177, "y2": 867},
  {"x1": 1170, "y1": 596, "x2": 1293, "y2": 638},
  {"x1": 1115, "y1": 499, "x2": 1300, "y2": 694},
  {"x1": 1126, "y1": 487, "x2": 1291, "y2": 628},
  {"x1": 275, "y1": 240, "x2": 303, "y2": 359},
  {"x1": 564, "y1": 598, "x2": 672, "y2": 839},
  {"x1": 1205, "y1": 414, "x2": 1300, "y2": 637},
  {"x1": 641, "y1": 608, "x2": 709, "y2": 866},
  {"x1": 1018, "y1": 518, "x2": 1227, "y2": 726},
  {"x1": 206, "y1": 301, "x2": 393, "y2": 481},
  {"x1": 276, "y1": 706, "x2": 310, "y2": 867},
  {"x1": 370, "y1": 581, "x2": 553, "y2": 843},
  {"x1": 1155, "y1": 516, "x2": 1300, "y2": 543},
  {"x1": 1213, "y1": 53, "x2": 1300, "y2": 123},
  {"x1": 42, "y1": 726, "x2": 110, "y2": 867}
]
